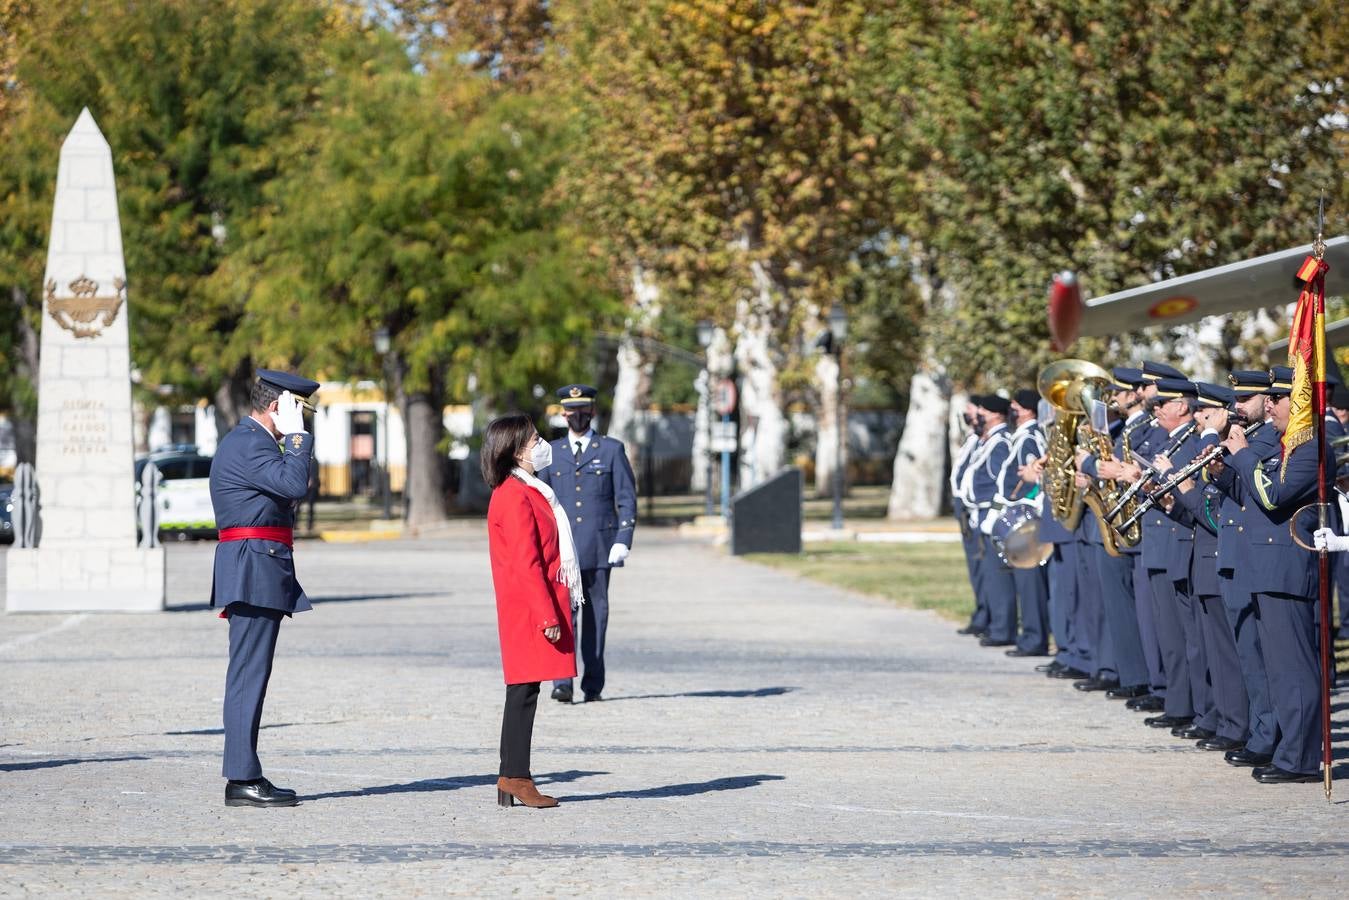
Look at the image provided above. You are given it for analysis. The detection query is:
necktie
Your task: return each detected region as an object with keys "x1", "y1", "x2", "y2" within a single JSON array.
[{"x1": 575, "y1": 440, "x2": 584, "y2": 457}]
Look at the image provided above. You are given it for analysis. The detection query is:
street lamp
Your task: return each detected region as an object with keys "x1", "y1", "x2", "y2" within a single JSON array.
[
  {"x1": 373, "y1": 327, "x2": 393, "y2": 521},
  {"x1": 696, "y1": 319, "x2": 715, "y2": 517},
  {"x1": 825, "y1": 304, "x2": 847, "y2": 531}
]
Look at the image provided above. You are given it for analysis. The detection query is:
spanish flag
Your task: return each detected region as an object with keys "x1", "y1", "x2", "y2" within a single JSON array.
[{"x1": 1282, "y1": 254, "x2": 1330, "y2": 474}]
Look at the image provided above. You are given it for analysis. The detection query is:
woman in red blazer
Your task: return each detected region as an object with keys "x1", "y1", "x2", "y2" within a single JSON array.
[{"x1": 482, "y1": 414, "x2": 581, "y2": 808}]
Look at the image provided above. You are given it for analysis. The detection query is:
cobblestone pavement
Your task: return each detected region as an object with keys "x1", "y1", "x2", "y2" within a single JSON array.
[{"x1": 1, "y1": 530, "x2": 1346, "y2": 897}]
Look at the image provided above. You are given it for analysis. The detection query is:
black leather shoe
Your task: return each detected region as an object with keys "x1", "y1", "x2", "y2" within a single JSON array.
[
  {"x1": 1005, "y1": 648, "x2": 1050, "y2": 657},
  {"x1": 1173, "y1": 724, "x2": 1216, "y2": 740},
  {"x1": 1144, "y1": 714, "x2": 1193, "y2": 729},
  {"x1": 956, "y1": 625, "x2": 986, "y2": 636},
  {"x1": 1034, "y1": 661, "x2": 1062, "y2": 673},
  {"x1": 550, "y1": 686, "x2": 573, "y2": 703},
  {"x1": 225, "y1": 778, "x2": 298, "y2": 808},
  {"x1": 1073, "y1": 678, "x2": 1120, "y2": 692},
  {"x1": 583, "y1": 692, "x2": 602, "y2": 702},
  {"x1": 1225, "y1": 748, "x2": 1274, "y2": 768},
  {"x1": 1127, "y1": 694, "x2": 1165, "y2": 712},
  {"x1": 1196, "y1": 736, "x2": 1244, "y2": 752},
  {"x1": 979, "y1": 637, "x2": 1015, "y2": 647},
  {"x1": 1106, "y1": 684, "x2": 1149, "y2": 700},
  {"x1": 1048, "y1": 666, "x2": 1089, "y2": 680},
  {"x1": 1252, "y1": 765, "x2": 1320, "y2": 784}
]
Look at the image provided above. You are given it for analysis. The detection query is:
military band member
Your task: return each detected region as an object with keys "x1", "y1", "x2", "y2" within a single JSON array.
[
  {"x1": 1000, "y1": 389, "x2": 1051, "y2": 656},
  {"x1": 967, "y1": 394, "x2": 1017, "y2": 647},
  {"x1": 1211, "y1": 365, "x2": 1333, "y2": 783},
  {"x1": 953, "y1": 398, "x2": 988, "y2": 637},
  {"x1": 209, "y1": 369, "x2": 318, "y2": 808},
  {"x1": 538, "y1": 384, "x2": 637, "y2": 703}
]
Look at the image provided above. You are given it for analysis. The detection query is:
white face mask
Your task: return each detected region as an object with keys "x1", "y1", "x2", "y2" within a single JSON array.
[{"x1": 528, "y1": 438, "x2": 552, "y2": 471}]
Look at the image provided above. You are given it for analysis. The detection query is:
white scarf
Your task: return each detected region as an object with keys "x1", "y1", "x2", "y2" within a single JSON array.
[{"x1": 511, "y1": 467, "x2": 586, "y2": 610}]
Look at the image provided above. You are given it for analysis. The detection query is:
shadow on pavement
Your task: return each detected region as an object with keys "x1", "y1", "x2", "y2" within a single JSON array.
[
  {"x1": 166, "y1": 591, "x2": 446, "y2": 613},
  {"x1": 164, "y1": 720, "x2": 346, "y2": 737},
  {"x1": 597, "y1": 687, "x2": 797, "y2": 703},
  {"x1": 0, "y1": 756, "x2": 149, "y2": 773},
  {"x1": 301, "y1": 769, "x2": 607, "y2": 802},
  {"x1": 559, "y1": 773, "x2": 785, "y2": 803}
]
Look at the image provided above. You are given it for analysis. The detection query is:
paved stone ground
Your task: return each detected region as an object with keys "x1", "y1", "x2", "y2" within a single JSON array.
[{"x1": 1, "y1": 529, "x2": 1346, "y2": 897}]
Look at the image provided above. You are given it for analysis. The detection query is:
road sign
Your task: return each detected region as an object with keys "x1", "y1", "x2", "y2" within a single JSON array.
[
  {"x1": 712, "y1": 378, "x2": 737, "y2": 416},
  {"x1": 710, "y1": 420, "x2": 738, "y2": 453}
]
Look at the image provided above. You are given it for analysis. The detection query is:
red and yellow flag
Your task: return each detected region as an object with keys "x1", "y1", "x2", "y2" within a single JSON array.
[{"x1": 1282, "y1": 254, "x2": 1330, "y2": 471}]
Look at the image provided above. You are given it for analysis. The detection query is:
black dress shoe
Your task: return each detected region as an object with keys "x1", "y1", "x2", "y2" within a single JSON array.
[
  {"x1": 956, "y1": 625, "x2": 986, "y2": 636},
  {"x1": 1005, "y1": 648, "x2": 1050, "y2": 657},
  {"x1": 550, "y1": 686, "x2": 573, "y2": 703},
  {"x1": 1127, "y1": 694, "x2": 1165, "y2": 712},
  {"x1": 1144, "y1": 714, "x2": 1193, "y2": 729},
  {"x1": 583, "y1": 692, "x2": 602, "y2": 702},
  {"x1": 225, "y1": 777, "x2": 298, "y2": 808},
  {"x1": 1173, "y1": 724, "x2": 1216, "y2": 740},
  {"x1": 979, "y1": 637, "x2": 1015, "y2": 647},
  {"x1": 1105, "y1": 684, "x2": 1149, "y2": 700},
  {"x1": 1252, "y1": 765, "x2": 1320, "y2": 784},
  {"x1": 1034, "y1": 661, "x2": 1063, "y2": 673},
  {"x1": 1048, "y1": 666, "x2": 1089, "y2": 680},
  {"x1": 1196, "y1": 736, "x2": 1244, "y2": 752},
  {"x1": 1073, "y1": 678, "x2": 1120, "y2": 692},
  {"x1": 1225, "y1": 748, "x2": 1274, "y2": 768}
]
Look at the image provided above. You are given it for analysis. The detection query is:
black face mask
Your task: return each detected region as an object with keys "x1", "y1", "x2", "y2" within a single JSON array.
[
  {"x1": 565, "y1": 411, "x2": 593, "y2": 434},
  {"x1": 974, "y1": 414, "x2": 987, "y2": 434}
]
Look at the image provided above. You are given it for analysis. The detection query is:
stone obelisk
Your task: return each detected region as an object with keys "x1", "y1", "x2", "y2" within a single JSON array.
[{"x1": 6, "y1": 108, "x2": 165, "y2": 611}]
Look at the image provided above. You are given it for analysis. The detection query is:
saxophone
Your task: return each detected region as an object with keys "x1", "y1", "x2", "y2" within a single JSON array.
[{"x1": 1076, "y1": 420, "x2": 1136, "y2": 556}]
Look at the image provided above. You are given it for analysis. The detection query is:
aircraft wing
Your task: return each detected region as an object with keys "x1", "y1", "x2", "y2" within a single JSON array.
[
  {"x1": 1269, "y1": 316, "x2": 1349, "y2": 355},
  {"x1": 1074, "y1": 235, "x2": 1349, "y2": 339}
]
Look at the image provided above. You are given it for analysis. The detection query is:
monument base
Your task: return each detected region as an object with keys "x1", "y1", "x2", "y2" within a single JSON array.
[{"x1": 5, "y1": 547, "x2": 166, "y2": 612}]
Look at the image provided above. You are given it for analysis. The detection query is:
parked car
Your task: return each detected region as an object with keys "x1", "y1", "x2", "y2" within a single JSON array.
[
  {"x1": 0, "y1": 483, "x2": 12, "y2": 544},
  {"x1": 135, "y1": 447, "x2": 215, "y2": 541}
]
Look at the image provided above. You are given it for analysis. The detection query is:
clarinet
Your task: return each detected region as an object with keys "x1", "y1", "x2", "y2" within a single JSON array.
[
  {"x1": 1105, "y1": 420, "x2": 1196, "y2": 523},
  {"x1": 1116, "y1": 420, "x2": 1259, "y2": 532}
]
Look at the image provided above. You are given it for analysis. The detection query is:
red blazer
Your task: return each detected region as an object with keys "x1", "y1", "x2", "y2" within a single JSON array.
[{"x1": 487, "y1": 476, "x2": 577, "y2": 685}]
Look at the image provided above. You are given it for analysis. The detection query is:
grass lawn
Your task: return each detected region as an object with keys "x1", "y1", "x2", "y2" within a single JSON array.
[{"x1": 749, "y1": 540, "x2": 975, "y2": 623}]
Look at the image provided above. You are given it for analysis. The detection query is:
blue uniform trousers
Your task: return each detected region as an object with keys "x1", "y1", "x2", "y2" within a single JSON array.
[
  {"x1": 222, "y1": 604, "x2": 284, "y2": 781},
  {"x1": 1133, "y1": 554, "x2": 1166, "y2": 698},
  {"x1": 1096, "y1": 549, "x2": 1148, "y2": 688},
  {"x1": 977, "y1": 534, "x2": 1017, "y2": 643},
  {"x1": 554, "y1": 568, "x2": 610, "y2": 697},
  {"x1": 1050, "y1": 542, "x2": 1088, "y2": 671},
  {"x1": 1218, "y1": 573, "x2": 1277, "y2": 756},
  {"x1": 1254, "y1": 592, "x2": 1323, "y2": 774},
  {"x1": 1076, "y1": 540, "x2": 1110, "y2": 679},
  {"x1": 1013, "y1": 564, "x2": 1050, "y2": 654},
  {"x1": 1175, "y1": 578, "x2": 1216, "y2": 731},
  {"x1": 961, "y1": 525, "x2": 988, "y2": 633},
  {"x1": 1148, "y1": 569, "x2": 1193, "y2": 718},
  {"x1": 1196, "y1": 591, "x2": 1247, "y2": 743}
]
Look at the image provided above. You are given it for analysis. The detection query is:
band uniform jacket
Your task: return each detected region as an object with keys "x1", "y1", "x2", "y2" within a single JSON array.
[
  {"x1": 1212, "y1": 421, "x2": 1280, "y2": 576},
  {"x1": 487, "y1": 476, "x2": 578, "y2": 685},
  {"x1": 1141, "y1": 423, "x2": 1196, "y2": 576},
  {"x1": 208, "y1": 418, "x2": 313, "y2": 614},
  {"x1": 537, "y1": 433, "x2": 637, "y2": 571},
  {"x1": 1216, "y1": 432, "x2": 1335, "y2": 598},
  {"x1": 1171, "y1": 431, "x2": 1221, "y2": 596}
]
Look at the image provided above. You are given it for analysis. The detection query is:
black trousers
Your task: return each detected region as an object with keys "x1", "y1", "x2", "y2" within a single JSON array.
[
  {"x1": 222, "y1": 603, "x2": 284, "y2": 780},
  {"x1": 500, "y1": 682, "x2": 540, "y2": 778}
]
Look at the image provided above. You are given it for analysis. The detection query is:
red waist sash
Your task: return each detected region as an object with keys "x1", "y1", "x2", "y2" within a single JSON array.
[{"x1": 218, "y1": 526, "x2": 294, "y2": 548}]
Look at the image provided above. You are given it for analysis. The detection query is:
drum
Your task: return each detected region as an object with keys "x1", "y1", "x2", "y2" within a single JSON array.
[{"x1": 991, "y1": 504, "x2": 1053, "y2": 569}]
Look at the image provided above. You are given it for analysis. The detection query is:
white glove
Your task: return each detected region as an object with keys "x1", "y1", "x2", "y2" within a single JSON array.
[
  {"x1": 968, "y1": 509, "x2": 980, "y2": 529},
  {"x1": 608, "y1": 543, "x2": 629, "y2": 565},
  {"x1": 979, "y1": 509, "x2": 999, "y2": 536},
  {"x1": 273, "y1": 390, "x2": 307, "y2": 436},
  {"x1": 1313, "y1": 527, "x2": 1349, "y2": 553}
]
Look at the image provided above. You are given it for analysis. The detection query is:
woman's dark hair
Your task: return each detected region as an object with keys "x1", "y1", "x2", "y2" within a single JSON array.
[{"x1": 481, "y1": 414, "x2": 537, "y2": 489}]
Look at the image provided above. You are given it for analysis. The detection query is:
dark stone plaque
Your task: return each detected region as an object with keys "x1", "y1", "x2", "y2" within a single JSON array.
[{"x1": 730, "y1": 467, "x2": 802, "y2": 555}]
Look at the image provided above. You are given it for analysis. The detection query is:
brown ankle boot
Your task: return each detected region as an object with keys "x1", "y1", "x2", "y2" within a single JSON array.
[{"x1": 497, "y1": 777, "x2": 559, "y2": 808}]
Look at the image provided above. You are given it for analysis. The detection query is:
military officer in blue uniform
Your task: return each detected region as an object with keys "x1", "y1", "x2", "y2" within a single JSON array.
[
  {"x1": 952, "y1": 398, "x2": 987, "y2": 637},
  {"x1": 967, "y1": 394, "x2": 1017, "y2": 646},
  {"x1": 1000, "y1": 389, "x2": 1051, "y2": 656},
  {"x1": 538, "y1": 384, "x2": 637, "y2": 703},
  {"x1": 209, "y1": 369, "x2": 317, "y2": 808}
]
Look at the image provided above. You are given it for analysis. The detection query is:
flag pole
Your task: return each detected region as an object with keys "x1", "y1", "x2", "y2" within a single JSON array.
[{"x1": 1312, "y1": 196, "x2": 1332, "y2": 802}]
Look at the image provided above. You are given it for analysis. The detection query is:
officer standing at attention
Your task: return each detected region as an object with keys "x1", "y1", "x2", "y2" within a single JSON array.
[
  {"x1": 538, "y1": 385, "x2": 637, "y2": 703},
  {"x1": 209, "y1": 369, "x2": 318, "y2": 808},
  {"x1": 1000, "y1": 389, "x2": 1051, "y2": 656},
  {"x1": 968, "y1": 394, "x2": 1017, "y2": 647}
]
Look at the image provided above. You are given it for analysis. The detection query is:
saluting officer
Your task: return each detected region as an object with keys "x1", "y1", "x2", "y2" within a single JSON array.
[
  {"x1": 209, "y1": 370, "x2": 317, "y2": 808},
  {"x1": 538, "y1": 385, "x2": 637, "y2": 703},
  {"x1": 1213, "y1": 365, "x2": 1333, "y2": 783}
]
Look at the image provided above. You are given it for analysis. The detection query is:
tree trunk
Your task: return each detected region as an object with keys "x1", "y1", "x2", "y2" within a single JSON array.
[
  {"x1": 735, "y1": 261, "x2": 788, "y2": 488},
  {"x1": 812, "y1": 349, "x2": 847, "y2": 497},
  {"x1": 213, "y1": 357, "x2": 254, "y2": 437},
  {"x1": 404, "y1": 364, "x2": 450, "y2": 530},
  {"x1": 690, "y1": 368, "x2": 710, "y2": 492},
  {"x1": 887, "y1": 348, "x2": 950, "y2": 520},
  {"x1": 609, "y1": 265, "x2": 660, "y2": 486}
]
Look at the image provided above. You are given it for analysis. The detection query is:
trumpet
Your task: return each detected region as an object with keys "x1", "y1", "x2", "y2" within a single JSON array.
[{"x1": 1116, "y1": 420, "x2": 1262, "y2": 533}]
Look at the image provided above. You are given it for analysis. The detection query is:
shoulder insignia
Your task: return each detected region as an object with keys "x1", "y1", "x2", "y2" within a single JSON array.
[{"x1": 291, "y1": 434, "x2": 304, "y2": 450}]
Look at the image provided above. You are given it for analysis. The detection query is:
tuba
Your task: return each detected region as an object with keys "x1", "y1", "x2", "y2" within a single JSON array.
[{"x1": 1037, "y1": 359, "x2": 1113, "y2": 533}]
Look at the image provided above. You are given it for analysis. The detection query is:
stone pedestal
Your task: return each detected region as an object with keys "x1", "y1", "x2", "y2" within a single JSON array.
[{"x1": 5, "y1": 109, "x2": 165, "y2": 612}]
